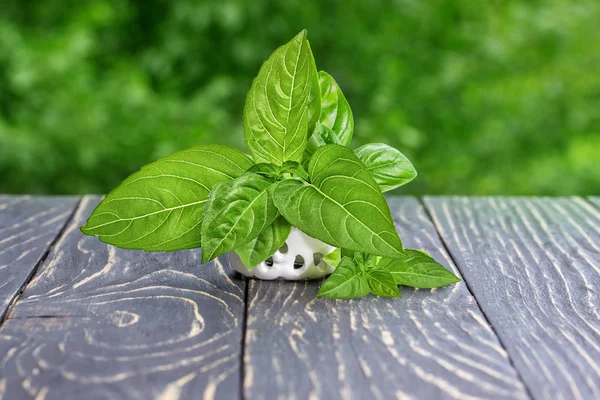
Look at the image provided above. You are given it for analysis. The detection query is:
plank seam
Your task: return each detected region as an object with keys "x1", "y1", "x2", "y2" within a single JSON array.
[
  {"x1": 240, "y1": 277, "x2": 250, "y2": 400},
  {"x1": 0, "y1": 196, "x2": 83, "y2": 328},
  {"x1": 419, "y1": 196, "x2": 535, "y2": 400}
]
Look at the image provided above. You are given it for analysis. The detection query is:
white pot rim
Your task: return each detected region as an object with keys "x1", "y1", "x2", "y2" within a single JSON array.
[{"x1": 229, "y1": 227, "x2": 337, "y2": 280}]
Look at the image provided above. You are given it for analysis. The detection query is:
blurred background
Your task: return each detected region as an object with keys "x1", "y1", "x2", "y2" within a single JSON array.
[{"x1": 0, "y1": 0, "x2": 598, "y2": 195}]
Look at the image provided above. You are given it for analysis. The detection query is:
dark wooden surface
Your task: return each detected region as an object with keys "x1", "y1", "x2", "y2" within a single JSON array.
[
  {"x1": 0, "y1": 196, "x2": 79, "y2": 321},
  {"x1": 425, "y1": 197, "x2": 600, "y2": 400},
  {"x1": 0, "y1": 195, "x2": 599, "y2": 400}
]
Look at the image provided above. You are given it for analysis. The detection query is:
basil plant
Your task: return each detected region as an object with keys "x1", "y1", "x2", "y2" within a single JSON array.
[{"x1": 81, "y1": 30, "x2": 460, "y2": 299}]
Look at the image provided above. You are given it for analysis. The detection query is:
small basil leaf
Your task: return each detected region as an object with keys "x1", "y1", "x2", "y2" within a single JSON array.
[
  {"x1": 366, "y1": 269, "x2": 401, "y2": 298},
  {"x1": 235, "y1": 216, "x2": 291, "y2": 269},
  {"x1": 272, "y1": 144, "x2": 404, "y2": 259},
  {"x1": 201, "y1": 173, "x2": 278, "y2": 263},
  {"x1": 317, "y1": 257, "x2": 370, "y2": 299},
  {"x1": 243, "y1": 30, "x2": 318, "y2": 165},
  {"x1": 322, "y1": 248, "x2": 341, "y2": 268},
  {"x1": 246, "y1": 163, "x2": 281, "y2": 180},
  {"x1": 379, "y1": 249, "x2": 461, "y2": 288},
  {"x1": 354, "y1": 143, "x2": 417, "y2": 192},
  {"x1": 280, "y1": 161, "x2": 309, "y2": 180},
  {"x1": 305, "y1": 123, "x2": 342, "y2": 156},
  {"x1": 80, "y1": 145, "x2": 252, "y2": 251},
  {"x1": 317, "y1": 71, "x2": 353, "y2": 146},
  {"x1": 341, "y1": 248, "x2": 355, "y2": 258}
]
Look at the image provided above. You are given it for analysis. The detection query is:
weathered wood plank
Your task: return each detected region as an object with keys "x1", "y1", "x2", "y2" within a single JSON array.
[
  {"x1": 424, "y1": 197, "x2": 600, "y2": 400},
  {"x1": 243, "y1": 197, "x2": 529, "y2": 400},
  {"x1": 588, "y1": 197, "x2": 600, "y2": 209},
  {"x1": 0, "y1": 196, "x2": 246, "y2": 400},
  {"x1": 0, "y1": 196, "x2": 79, "y2": 321}
]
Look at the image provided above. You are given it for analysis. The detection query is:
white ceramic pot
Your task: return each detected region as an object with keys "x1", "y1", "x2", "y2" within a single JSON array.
[{"x1": 229, "y1": 227, "x2": 337, "y2": 280}]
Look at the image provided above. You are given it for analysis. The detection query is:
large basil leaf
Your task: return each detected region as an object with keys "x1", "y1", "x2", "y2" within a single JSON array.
[
  {"x1": 316, "y1": 71, "x2": 353, "y2": 145},
  {"x1": 317, "y1": 257, "x2": 370, "y2": 299},
  {"x1": 307, "y1": 41, "x2": 321, "y2": 133},
  {"x1": 379, "y1": 249, "x2": 461, "y2": 288},
  {"x1": 366, "y1": 269, "x2": 401, "y2": 298},
  {"x1": 235, "y1": 216, "x2": 291, "y2": 269},
  {"x1": 81, "y1": 145, "x2": 252, "y2": 251},
  {"x1": 354, "y1": 143, "x2": 417, "y2": 192},
  {"x1": 201, "y1": 173, "x2": 279, "y2": 263},
  {"x1": 272, "y1": 144, "x2": 404, "y2": 259},
  {"x1": 243, "y1": 30, "x2": 320, "y2": 165}
]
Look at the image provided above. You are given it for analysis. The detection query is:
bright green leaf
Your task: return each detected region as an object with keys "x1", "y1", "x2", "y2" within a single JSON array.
[
  {"x1": 246, "y1": 163, "x2": 281, "y2": 180},
  {"x1": 379, "y1": 249, "x2": 461, "y2": 288},
  {"x1": 305, "y1": 123, "x2": 343, "y2": 156},
  {"x1": 80, "y1": 145, "x2": 252, "y2": 251},
  {"x1": 201, "y1": 173, "x2": 278, "y2": 263},
  {"x1": 272, "y1": 144, "x2": 404, "y2": 259},
  {"x1": 317, "y1": 71, "x2": 353, "y2": 145},
  {"x1": 322, "y1": 248, "x2": 341, "y2": 268},
  {"x1": 354, "y1": 143, "x2": 417, "y2": 192},
  {"x1": 280, "y1": 161, "x2": 309, "y2": 180},
  {"x1": 307, "y1": 41, "x2": 321, "y2": 132},
  {"x1": 317, "y1": 257, "x2": 370, "y2": 299},
  {"x1": 367, "y1": 269, "x2": 401, "y2": 297},
  {"x1": 243, "y1": 30, "x2": 320, "y2": 165},
  {"x1": 235, "y1": 216, "x2": 291, "y2": 269}
]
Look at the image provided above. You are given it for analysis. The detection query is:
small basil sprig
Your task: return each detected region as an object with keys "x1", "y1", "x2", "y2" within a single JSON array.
[
  {"x1": 80, "y1": 30, "x2": 461, "y2": 302},
  {"x1": 317, "y1": 250, "x2": 460, "y2": 299}
]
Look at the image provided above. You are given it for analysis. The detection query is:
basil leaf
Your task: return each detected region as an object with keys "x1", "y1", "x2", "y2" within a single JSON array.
[
  {"x1": 354, "y1": 143, "x2": 417, "y2": 193},
  {"x1": 366, "y1": 269, "x2": 401, "y2": 298},
  {"x1": 316, "y1": 71, "x2": 354, "y2": 146},
  {"x1": 80, "y1": 145, "x2": 252, "y2": 251},
  {"x1": 305, "y1": 123, "x2": 342, "y2": 156},
  {"x1": 379, "y1": 249, "x2": 461, "y2": 288},
  {"x1": 272, "y1": 144, "x2": 404, "y2": 259},
  {"x1": 307, "y1": 41, "x2": 321, "y2": 133},
  {"x1": 243, "y1": 30, "x2": 319, "y2": 165},
  {"x1": 280, "y1": 161, "x2": 309, "y2": 180},
  {"x1": 235, "y1": 216, "x2": 291, "y2": 269},
  {"x1": 246, "y1": 163, "x2": 281, "y2": 180},
  {"x1": 322, "y1": 248, "x2": 341, "y2": 268},
  {"x1": 317, "y1": 257, "x2": 370, "y2": 299},
  {"x1": 201, "y1": 173, "x2": 278, "y2": 263}
]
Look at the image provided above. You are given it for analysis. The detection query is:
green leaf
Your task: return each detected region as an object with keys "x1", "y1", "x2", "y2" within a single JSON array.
[
  {"x1": 201, "y1": 173, "x2": 278, "y2": 263},
  {"x1": 307, "y1": 41, "x2": 321, "y2": 133},
  {"x1": 366, "y1": 269, "x2": 401, "y2": 297},
  {"x1": 322, "y1": 248, "x2": 341, "y2": 268},
  {"x1": 317, "y1": 257, "x2": 370, "y2": 299},
  {"x1": 379, "y1": 249, "x2": 461, "y2": 288},
  {"x1": 317, "y1": 71, "x2": 353, "y2": 145},
  {"x1": 305, "y1": 123, "x2": 343, "y2": 156},
  {"x1": 280, "y1": 161, "x2": 309, "y2": 180},
  {"x1": 246, "y1": 163, "x2": 281, "y2": 180},
  {"x1": 272, "y1": 144, "x2": 404, "y2": 259},
  {"x1": 235, "y1": 216, "x2": 291, "y2": 269},
  {"x1": 243, "y1": 30, "x2": 320, "y2": 165},
  {"x1": 354, "y1": 143, "x2": 417, "y2": 192},
  {"x1": 80, "y1": 145, "x2": 252, "y2": 251}
]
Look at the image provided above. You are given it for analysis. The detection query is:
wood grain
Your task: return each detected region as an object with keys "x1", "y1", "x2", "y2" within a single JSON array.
[
  {"x1": 588, "y1": 197, "x2": 600, "y2": 209},
  {"x1": 0, "y1": 196, "x2": 246, "y2": 400},
  {"x1": 243, "y1": 197, "x2": 529, "y2": 400},
  {"x1": 0, "y1": 196, "x2": 79, "y2": 321},
  {"x1": 424, "y1": 197, "x2": 600, "y2": 400}
]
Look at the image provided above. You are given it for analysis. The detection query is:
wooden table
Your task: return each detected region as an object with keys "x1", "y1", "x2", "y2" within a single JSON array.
[{"x1": 0, "y1": 196, "x2": 599, "y2": 400}]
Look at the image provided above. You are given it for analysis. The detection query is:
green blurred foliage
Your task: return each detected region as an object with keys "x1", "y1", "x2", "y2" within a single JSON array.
[{"x1": 1, "y1": 0, "x2": 599, "y2": 195}]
